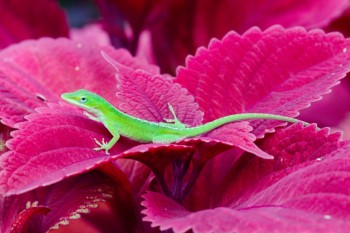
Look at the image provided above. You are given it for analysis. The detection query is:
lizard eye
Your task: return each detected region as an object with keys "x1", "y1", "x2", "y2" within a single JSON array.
[{"x1": 80, "y1": 96, "x2": 87, "y2": 103}]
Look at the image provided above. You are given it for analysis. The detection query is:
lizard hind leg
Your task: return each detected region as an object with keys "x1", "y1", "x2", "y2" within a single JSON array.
[{"x1": 160, "y1": 103, "x2": 188, "y2": 129}]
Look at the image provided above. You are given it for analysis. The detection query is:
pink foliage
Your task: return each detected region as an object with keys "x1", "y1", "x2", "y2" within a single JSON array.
[
  {"x1": 143, "y1": 124, "x2": 350, "y2": 232},
  {"x1": 177, "y1": 26, "x2": 350, "y2": 138},
  {"x1": 1, "y1": 171, "x2": 138, "y2": 233},
  {"x1": 0, "y1": 38, "x2": 160, "y2": 127},
  {"x1": 1, "y1": 1, "x2": 350, "y2": 232},
  {"x1": 95, "y1": 0, "x2": 350, "y2": 73}
]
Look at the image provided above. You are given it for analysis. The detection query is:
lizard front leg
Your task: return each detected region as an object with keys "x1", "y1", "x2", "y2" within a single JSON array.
[
  {"x1": 93, "y1": 130, "x2": 120, "y2": 155},
  {"x1": 84, "y1": 111, "x2": 101, "y2": 122}
]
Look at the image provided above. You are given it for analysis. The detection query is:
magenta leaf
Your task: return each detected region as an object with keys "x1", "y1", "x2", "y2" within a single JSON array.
[
  {"x1": 181, "y1": 121, "x2": 273, "y2": 161},
  {"x1": 100, "y1": 52, "x2": 204, "y2": 126},
  {"x1": 0, "y1": 104, "x2": 133, "y2": 196},
  {"x1": 0, "y1": 105, "x2": 194, "y2": 196},
  {"x1": 10, "y1": 205, "x2": 50, "y2": 233},
  {"x1": 0, "y1": 105, "x2": 272, "y2": 198},
  {"x1": 2, "y1": 170, "x2": 138, "y2": 233},
  {"x1": 115, "y1": 159, "x2": 154, "y2": 195},
  {"x1": 194, "y1": 0, "x2": 349, "y2": 34},
  {"x1": 0, "y1": 73, "x2": 48, "y2": 127},
  {"x1": 176, "y1": 26, "x2": 350, "y2": 137},
  {"x1": 0, "y1": 38, "x2": 158, "y2": 128},
  {"x1": 142, "y1": 124, "x2": 350, "y2": 232},
  {"x1": 95, "y1": 0, "x2": 349, "y2": 73},
  {"x1": 0, "y1": 0, "x2": 69, "y2": 49},
  {"x1": 115, "y1": 144, "x2": 194, "y2": 175},
  {"x1": 299, "y1": 78, "x2": 350, "y2": 127},
  {"x1": 215, "y1": 123, "x2": 345, "y2": 207},
  {"x1": 143, "y1": 192, "x2": 350, "y2": 233}
]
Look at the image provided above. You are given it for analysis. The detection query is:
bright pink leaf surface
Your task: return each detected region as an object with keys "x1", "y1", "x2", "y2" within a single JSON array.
[
  {"x1": 0, "y1": 104, "x2": 270, "y2": 196},
  {"x1": 0, "y1": 104, "x2": 201, "y2": 196},
  {"x1": 176, "y1": 26, "x2": 350, "y2": 137},
  {"x1": 142, "y1": 124, "x2": 350, "y2": 232},
  {"x1": 102, "y1": 52, "x2": 203, "y2": 126},
  {"x1": 215, "y1": 124, "x2": 345, "y2": 207},
  {"x1": 0, "y1": 0, "x2": 69, "y2": 49},
  {"x1": 0, "y1": 105, "x2": 122, "y2": 196},
  {"x1": 182, "y1": 121, "x2": 273, "y2": 160},
  {"x1": 0, "y1": 36, "x2": 273, "y2": 199},
  {"x1": 0, "y1": 38, "x2": 159, "y2": 127}
]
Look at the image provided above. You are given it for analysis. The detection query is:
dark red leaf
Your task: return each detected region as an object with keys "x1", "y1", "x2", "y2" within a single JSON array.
[
  {"x1": 95, "y1": 0, "x2": 349, "y2": 73},
  {"x1": 10, "y1": 205, "x2": 50, "y2": 233},
  {"x1": 2, "y1": 171, "x2": 139, "y2": 233},
  {"x1": 0, "y1": 0, "x2": 69, "y2": 49}
]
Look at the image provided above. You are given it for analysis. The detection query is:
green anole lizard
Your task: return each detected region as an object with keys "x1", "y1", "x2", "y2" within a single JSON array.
[{"x1": 61, "y1": 89, "x2": 307, "y2": 154}]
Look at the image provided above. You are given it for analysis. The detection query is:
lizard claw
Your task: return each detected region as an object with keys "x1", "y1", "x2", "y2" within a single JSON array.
[
  {"x1": 94, "y1": 138, "x2": 106, "y2": 147},
  {"x1": 93, "y1": 138, "x2": 110, "y2": 155}
]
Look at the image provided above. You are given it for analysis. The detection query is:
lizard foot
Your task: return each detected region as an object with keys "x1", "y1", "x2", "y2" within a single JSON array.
[{"x1": 93, "y1": 138, "x2": 110, "y2": 155}]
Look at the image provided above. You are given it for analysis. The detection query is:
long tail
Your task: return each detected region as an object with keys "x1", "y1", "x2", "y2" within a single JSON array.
[{"x1": 183, "y1": 113, "x2": 307, "y2": 137}]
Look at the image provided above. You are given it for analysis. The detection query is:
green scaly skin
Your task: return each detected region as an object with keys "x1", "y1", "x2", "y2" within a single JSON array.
[{"x1": 61, "y1": 89, "x2": 307, "y2": 154}]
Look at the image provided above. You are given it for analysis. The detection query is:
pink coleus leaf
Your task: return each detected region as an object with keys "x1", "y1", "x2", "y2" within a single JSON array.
[
  {"x1": 0, "y1": 72, "x2": 49, "y2": 126},
  {"x1": 0, "y1": 37, "x2": 271, "y2": 199},
  {"x1": 2, "y1": 104, "x2": 269, "y2": 196},
  {"x1": 95, "y1": 0, "x2": 349, "y2": 73},
  {"x1": 10, "y1": 205, "x2": 50, "y2": 233},
  {"x1": 181, "y1": 121, "x2": 273, "y2": 161},
  {"x1": 186, "y1": 124, "x2": 343, "y2": 210},
  {"x1": 115, "y1": 143, "x2": 194, "y2": 176},
  {"x1": 102, "y1": 52, "x2": 268, "y2": 161},
  {"x1": 0, "y1": 38, "x2": 159, "y2": 127},
  {"x1": 0, "y1": 103, "x2": 140, "y2": 195},
  {"x1": 176, "y1": 26, "x2": 350, "y2": 137},
  {"x1": 142, "y1": 124, "x2": 350, "y2": 232},
  {"x1": 215, "y1": 123, "x2": 345, "y2": 207},
  {"x1": 0, "y1": 0, "x2": 69, "y2": 49},
  {"x1": 102, "y1": 51, "x2": 203, "y2": 126},
  {"x1": 142, "y1": 192, "x2": 350, "y2": 233},
  {"x1": 2, "y1": 170, "x2": 138, "y2": 233},
  {"x1": 298, "y1": 80, "x2": 350, "y2": 127},
  {"x1": 0, "y1": 104, "x2": 199, "y2": 196},
  {"x1": 115, "y1": 159, "x2": 154, "y2": 194},
  {"x1": 0, "y1": 105, "x2": 273, "y2": 197},
  {"x1": 194, "y1": 0, "x2": 349, "y2": 37}
]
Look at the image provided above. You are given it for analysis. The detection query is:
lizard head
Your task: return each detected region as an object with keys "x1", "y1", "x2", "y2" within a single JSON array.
[{"x1": 61, "y1": 89, "x2": 102, "y2": 113}]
